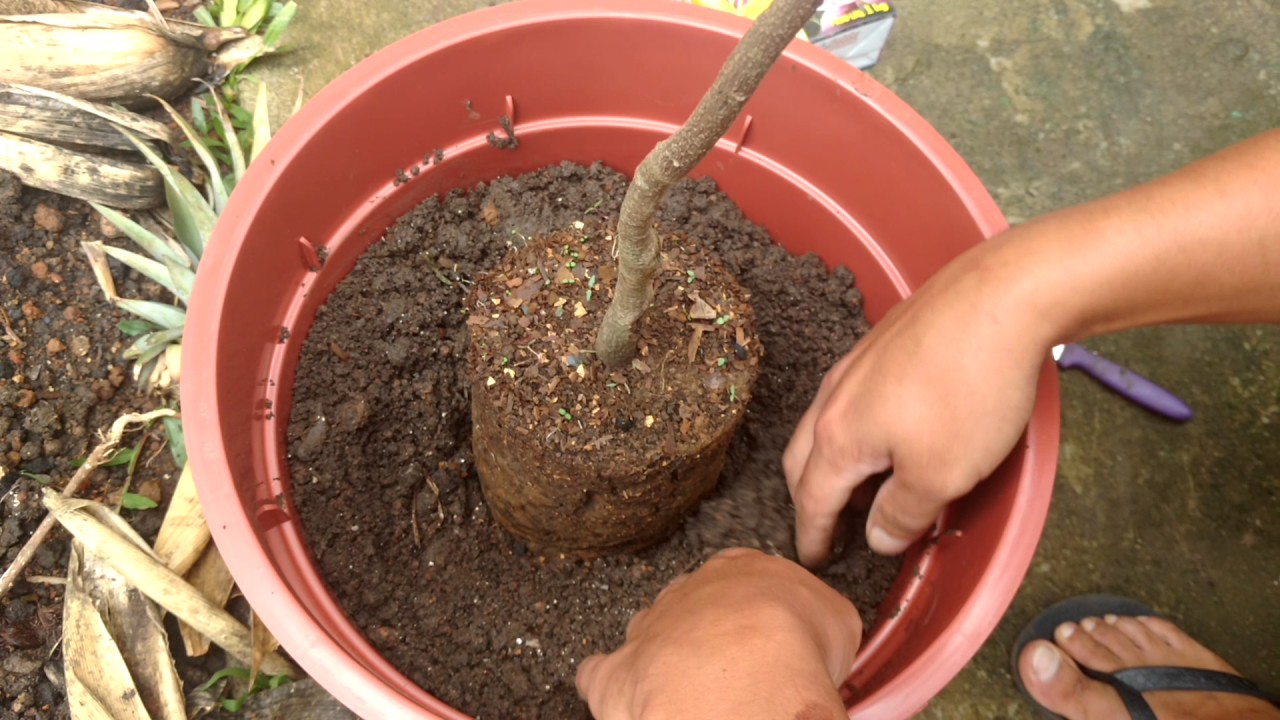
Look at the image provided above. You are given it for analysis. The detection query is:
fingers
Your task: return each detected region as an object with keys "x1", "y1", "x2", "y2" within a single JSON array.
[
  {"x1": 792, "y1": 398, "x2": 891, "y2": 566},
  {"x1": 793, "y1": 448, "x2": 885, "y2": 567},
  {"x1": 863, "y1": 471, "x2": 950, "y2": 555},
  {"x1": 574, "y1": 653, "x2": 606, "y2": 703},
  {"x1": 783, "y1": 402, "x2": 819, "y2": 494},
  {"x1": 783, "y1": 353, "x2": 856, "y2": 494}
]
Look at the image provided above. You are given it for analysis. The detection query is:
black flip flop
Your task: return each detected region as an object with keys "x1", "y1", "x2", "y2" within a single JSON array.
[{"x1": 1011, "y1": 594, "x2": 1280, "y2": 720}]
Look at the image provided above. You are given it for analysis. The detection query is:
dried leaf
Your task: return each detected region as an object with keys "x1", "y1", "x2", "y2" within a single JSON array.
[
  {"x1": 688, "y1": 297, "x2": 717, "y2": 321},
  {"x1": 0, "y1": 131, "x2": 161, "y2": 208},
  {"x1": 152, "y1": 463, "x2": 208, "y2": 576},
  {"x1": 44, "y1": 492, "x2": 297, "y2": 679},
  {"x1": 64, "y1": 538, "x2": 186, "y2": 720},
  {"x1": 688, "y1": 327, "x2": 705, "y2": 363},
  {"x1": 0, "y1": 17, "x2": 206, "y2": 106},
  {"x1": 249, "y1": 610, "x2": 281, "y2": 690},
  {"x1": 179, "y1": 543, "x2": 234, "y2": 657},
  {"x1": 80, "y1": 241, "x2": 118, "y2": 302},
  {"x1": 0, "y1": 82, "x2": 174, "y2": 149},
  {"x1": 481, "y1": 199, "x2": 500, "y2": 227}
]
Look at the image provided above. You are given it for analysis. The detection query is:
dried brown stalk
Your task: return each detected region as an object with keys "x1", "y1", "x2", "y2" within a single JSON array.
[
  {"x1": 594, "y1": 0, "x2": 821, "y2": 366},
  {"x1": 0, "y1": 409, "x2": 175, "y2": 597}
]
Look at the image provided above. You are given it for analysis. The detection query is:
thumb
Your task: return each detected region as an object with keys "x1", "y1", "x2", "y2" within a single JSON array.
[
  {"x1": 574, "y1": 654, "x2": 606, "y2": 702},
  {"x1": 864, "y1": 473, "x2": 949, "y2": 555}
]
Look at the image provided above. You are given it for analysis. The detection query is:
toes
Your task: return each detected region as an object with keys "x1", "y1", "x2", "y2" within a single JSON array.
[
  {"x1": 1019, "y1": 640, "x2": 1126, "y2": 719},
  {"x1": 1079, "y1": 614, "x2": 1145, "y2": 663},
  {"x1": 1137, "y1": 615, "x2": 1197, "y2": 649},
  {"x1": 1110, "y1": 615, "x2": 1165, "y2": 654},
  {"x1": 1054, "y1": 619, "x2": 1124, "y2": 673},
  {"x1": 1136, "y1": 616, "x2": 1240, "y2": 674}
]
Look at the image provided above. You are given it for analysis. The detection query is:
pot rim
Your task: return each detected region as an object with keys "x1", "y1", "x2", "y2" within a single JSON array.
[{"x1": 184, "y1": 1, "x2": 1059, "y2": 718}]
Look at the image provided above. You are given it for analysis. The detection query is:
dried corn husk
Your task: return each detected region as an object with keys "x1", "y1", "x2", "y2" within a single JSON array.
[
  {"x1": 0, "y1": 2, "x2": 249, "y2": 106},
  {"x1": 179, "y1": 542, "x2": 235, "y2": 656},
  {"x1": 0, "y1": 130, "x2": 162, "y2": 208},
  {"x1": 153, "y1": 464, "x2": 209, "y2": 577},
  {"x1": 44, "y1": 491, "x2": 298, "y2": 679},
  {"x1": 0, "y1": 84, "x2": 170, "y2": 207},
  {"x1": 0, "y1": 1, "x2": 68, "y2": 14},
  {"x1": 0, "y1": 83, "x2": 174, "y2": 150},
  {"x1": 64, "y1": 537, "x2": 187, "y2": 720}
]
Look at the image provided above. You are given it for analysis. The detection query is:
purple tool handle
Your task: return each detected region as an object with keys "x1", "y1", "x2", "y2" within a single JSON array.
[{"x1": 1056, "y1": 343, "x2": 1194, "y2": 422}]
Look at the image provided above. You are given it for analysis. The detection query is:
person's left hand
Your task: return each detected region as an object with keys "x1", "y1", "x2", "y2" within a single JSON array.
[{"x1": 574, "y1": 548, "x2": 862, "y2": 720}]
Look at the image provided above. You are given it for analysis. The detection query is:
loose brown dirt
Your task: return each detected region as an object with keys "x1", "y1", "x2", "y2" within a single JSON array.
[{"x1": 288, "y1": 162, "x2": 902, "y2": 720}]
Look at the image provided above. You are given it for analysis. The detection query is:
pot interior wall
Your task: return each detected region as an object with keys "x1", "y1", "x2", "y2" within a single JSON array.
[{"x1": 185, "y1": 3, "x2": 1059, "y2": 718}]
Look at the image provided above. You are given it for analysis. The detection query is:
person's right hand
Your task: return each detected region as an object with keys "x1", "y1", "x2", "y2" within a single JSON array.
[
  {"x1": 575, "y1": 548, "x2": 861, "y2": 720},
  {"x1": 783, "y1": 230, "x2": 1055, "y2": 565}
]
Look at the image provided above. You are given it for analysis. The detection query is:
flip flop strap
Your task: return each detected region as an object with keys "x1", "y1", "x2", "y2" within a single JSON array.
[
  {"x1": 1113, "y1": 667, "x2": 1280, "y2": 706},
  {"x1": 1081, "y1": 665, "x2": 1280, "y2": 719},
  {"x1": 1080, "y1": 667, "x2": 1156, "y2": 720}
]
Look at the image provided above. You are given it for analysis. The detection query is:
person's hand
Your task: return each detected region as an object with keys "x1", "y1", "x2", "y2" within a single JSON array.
[
  {"x1": 783, "y1": 233, "x2": 1054, "y2": 565},
  {"x1": 574, "y1": 548, "x2": 862, "y2": 720}
]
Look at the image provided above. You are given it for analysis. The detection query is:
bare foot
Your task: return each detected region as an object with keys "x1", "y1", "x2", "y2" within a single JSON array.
[{"x1": 1017, "y1": 614, "x2": 1280, "y2": 719}]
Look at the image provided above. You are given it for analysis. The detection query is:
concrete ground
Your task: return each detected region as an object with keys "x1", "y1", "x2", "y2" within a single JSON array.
[{"x1": 255, "y1": 0, "x2": 1279, "y2": 716}]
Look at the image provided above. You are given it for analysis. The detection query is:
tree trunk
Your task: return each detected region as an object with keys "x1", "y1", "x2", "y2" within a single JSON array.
[{"x1": 594, "y1": 0, "x2": 821, "y2": 367}]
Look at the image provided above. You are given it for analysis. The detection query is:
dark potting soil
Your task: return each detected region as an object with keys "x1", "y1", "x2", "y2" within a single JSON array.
[{"x1": 288, "y1": 162, "x2": 901, "y2": 719}]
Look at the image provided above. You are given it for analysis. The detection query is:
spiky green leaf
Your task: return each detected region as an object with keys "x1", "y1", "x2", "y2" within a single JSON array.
[
  {"x1": 115, "y1": 299, "x2": 187, "y2": 330},
  {"x1": 238, "y1": 0, "x2": 271, "y2": 30},
  {"x1": 263, "y1": 1, "x2": 296, "y2": 51},
  {"x1": 116, "y1": 127, "x2": 217, "y2": 259},
  {"x1": 156, "y1": 97, "x2": 228, "y2": 212},
  {"x1": 164, "y1": 417, "x2": 187, "y2": 468},
  {"x1": 99, "y1": 244, "x2": 183, "y2": 300},
  {"x1": 220, "y1": 0, "x2": 239, "y2": 29},
  {"x1": 118, "y1": 319, "x2": 160, "y2": 337},
  {"x1": 91, "y1": 204, "x2": 188, "y2": 269},
  {"x1": 162, "y1": 174, "x2": 216, "y2": 259},
  {"x1": 206, "y1": 90, "x2": 246, "y2": 186},
  {"x1": 191, "y1": 96, "x2": 209, "y2": 135},
  {"x1": 73, "y1": 446, "x2": 136, "y2": 469},
  {"x1": 227, "y1": 103, "x2": 253, "y2": 128},
  {"x1": 164, "y1": 257, "x2": 196, "y2": 304},
  {"x1": 193, "y1": 5, "x2": 215, "y2": 26},
  {"x1": 251, "y1": 80, "x2": 272, "y2": 164},
  {"x1": 134, "y1": 341, "x2": 169, "y2": 374},
  {"x1": 123, "y1": 327, "x2": 185, "y2": 360},
  {"x1": 122, "y1": 493, "x2": 159, "y2": 510}
]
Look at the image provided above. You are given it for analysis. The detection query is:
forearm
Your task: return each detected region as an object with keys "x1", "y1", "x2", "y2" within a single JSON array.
[{"x1": 975, "y1": 129, "x2": 1280, "y2": 346}]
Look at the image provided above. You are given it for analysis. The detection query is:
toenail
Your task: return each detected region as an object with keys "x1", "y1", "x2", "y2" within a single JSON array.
[
  {"x1": 1104, "y1": 614, "x2": 1119, "y2": 625},
  {"x1": 1081, "y1": 618, "x2": 1098, "y2": 632},
  {"x1": 1033, "y1": 644, "x2": 1061, "y2": 682},
  {"x1": 1055, "y1": 623, "x2": 1076, "y2": 641}
]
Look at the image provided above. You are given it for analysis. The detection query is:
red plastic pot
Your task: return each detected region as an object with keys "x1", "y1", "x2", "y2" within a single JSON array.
[{"x1": 183, "y1": 1, "x2": 1060, "y2": 717}]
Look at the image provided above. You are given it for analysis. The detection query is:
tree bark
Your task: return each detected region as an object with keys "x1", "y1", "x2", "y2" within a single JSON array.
[{"x1": 594, "y1": 0, "x2": 821, "y2": 367}]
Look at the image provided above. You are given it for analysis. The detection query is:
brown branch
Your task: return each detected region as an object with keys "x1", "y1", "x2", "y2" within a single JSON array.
[
  {"x1": 594, "y1": 0, "x2": 821, "y2": 367},
  {"x1": 0, "y1": 409, "x2": 175, "y2": 598}
]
